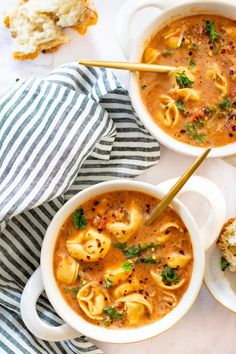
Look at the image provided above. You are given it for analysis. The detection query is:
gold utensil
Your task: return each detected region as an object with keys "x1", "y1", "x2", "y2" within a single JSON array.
[
  {"x1": 145, "y1": 148, "x2": 211, "y2": 226},
  {"x1": 79, "y1": 59, "x2": 176, "y2": 73}
]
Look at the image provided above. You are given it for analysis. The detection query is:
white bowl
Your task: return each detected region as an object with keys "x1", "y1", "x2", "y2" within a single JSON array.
[
  {"x1": 20, "y1": 176, "x2": 226, "y2": 343},
  {"x1": 116, "y1": 0, "x2": 236, "y2": 160}
]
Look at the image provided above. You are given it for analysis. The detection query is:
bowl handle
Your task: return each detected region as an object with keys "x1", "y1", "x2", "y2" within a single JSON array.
[
  {"x1": 157, "y1": 176, "x2": 226, "y2": 251},
  {"x1": 20, "y1": 267, "x2": 80, "y2": 341},
  {"x1": 116, "y1": 0, "x2": 171, "y2": 58}
]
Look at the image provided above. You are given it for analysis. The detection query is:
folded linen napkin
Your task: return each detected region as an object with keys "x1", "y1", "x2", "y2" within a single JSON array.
[{"x1": 0, "y1": 63, "x2": 160, "y2": 353}]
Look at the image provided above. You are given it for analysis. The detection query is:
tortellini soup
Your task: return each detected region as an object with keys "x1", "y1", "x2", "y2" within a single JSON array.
[
  {"x1": 139, "y1": 15, "x2": 236, "y2": 147},
  {"x1": 54, "y1": 191, "x2": 193, "y2": 328}
]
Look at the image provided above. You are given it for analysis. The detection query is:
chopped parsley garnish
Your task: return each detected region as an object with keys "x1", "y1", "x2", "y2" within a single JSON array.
[
  {"x1": 113, "y1": 242, "x2": 160, "y2": 259},
  {"x1": 139, "y1": 242, "x2": 161, "y2": 252},
  {"x1": 113, "y1": 243, "x2": 139, "y2": 258},
  {"x1": 121, "y1": 261, "x2": 133, "y2": 271},
  {"x1": 176, "y1": 70, "x2": 194, "y2": 88},
  {"x1": 104, "y1": 278, "x2": 113, "y2": 288},
  {"x1": 194, "y1": 118, "x2": 205, "y2": 129},
  {"x1": 188, "y1": 60, "x2": 196, "y2": 69},
  {"x1": 206, "y1": 20, "x2": 221, "y2": 42},
  {"x1": 134, "y1": 256, "x2": 156, "y2": 264},
  {"x1": 221, "y1": 256, "x2": 230, "y2": 271},
  {"x1": 161, "y1": 266, "x2": 180, "y2": 284},
  {"x1": 64, "y1": 287, "x2": 79, "y2": 297},
  {"x1": 176, "y1": 99, "x2": 186, "y2": 114},
  {"x1": 103, "y1": 306, "x2": 123, "y2": 320},
  {"x1": 162, "y1": 49, "x2": 175, "y2": 56},
  {"x1": 185, "y1": 120, "x2": 206, "y2": 144},
  {"x1": 72, "y1": 208, "x2": 87, "y2": 229},
  {"x1": 16, "y1": 78, "x2": 20, "y2": 82},
  {"x1": 218, "y1": 97, "x2": 234, "y2": 111}
]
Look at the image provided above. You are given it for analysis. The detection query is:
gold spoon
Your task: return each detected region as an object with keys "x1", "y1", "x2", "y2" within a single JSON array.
[
  {"x1": 79, "y1": 59, "x2": 176, "y2": 73},
  {"x1": 145, "y1": 148, "x2": 211, "y2": 226}
]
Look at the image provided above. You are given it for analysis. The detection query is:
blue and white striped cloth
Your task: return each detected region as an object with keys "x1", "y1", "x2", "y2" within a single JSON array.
[{"x1": 0, "y1": 63, "x2": 160, "y2": 353}]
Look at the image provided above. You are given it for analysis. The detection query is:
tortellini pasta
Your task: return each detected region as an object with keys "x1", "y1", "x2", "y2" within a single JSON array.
[
  {"x1": 170, "y1": 88, "x2": 200, "y2": 102},
  {"x1": 56, "y1": 254, "x2": 79, "y2": 285},
  {"x1": 113, "y1": 281, "x2": 137, "y2": 298},
  {"x1": 106, "y1": 201, "x2": 142, "y2": 242},
  {"x1": 143, "y1": 47, "x2": 161, "y2": 63},
  {"x1": 158, "y1": 94, "x2": 179, "y2": 127},
  {"x1": 158, "y1": 290, "x2": 177, "y2": 315},
  {"x1": 166, "y1": 252, "x2": 191, "y2": 268},
  {"x1": 164, "y1": 26, "x2": 185, "y2": 48},
  {"x1": 116, "y1": 293, "x2": 153, "y2": 325},
  {"x1": 161, "y1": 290, "x2": 177, "y2": 307},
  {"x1": 77, "y1": 281, "x2": 109, "y2": 320},
  {"x1": 156, "y1": 222, "x2": 183, "y2": 243},
  {"x1": 105, "y1": 262, "x2": 132, "y2": 285},
  {"x1": 150, "y1": 270, "x2": 185, "y2": 290},
  {"x1": 206, "y1": 63, "x2": 228, "y2": 97},
  {"x1": 66, "y1": 227, "x2": 111, "y2": 262}
]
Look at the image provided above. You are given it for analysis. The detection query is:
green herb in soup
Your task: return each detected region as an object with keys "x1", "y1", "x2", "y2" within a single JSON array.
[{"x1": 72, "y1": 208, "x2": 87, "y2": 230}]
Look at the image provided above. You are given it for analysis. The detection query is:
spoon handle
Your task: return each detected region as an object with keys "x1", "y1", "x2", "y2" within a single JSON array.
[
  {"x1": 145, "y1": 148, "x2": 211, "y2": 226},
  {"x1": 79, "y1": 60, "x2": 176, "y2": 73}
]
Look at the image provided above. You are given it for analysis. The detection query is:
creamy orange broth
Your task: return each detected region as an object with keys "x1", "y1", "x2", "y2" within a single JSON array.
[
  {"x1": 139, "y1": 15, "x2": 236, "y2": 147},
  {"x1": 53, "y1": 191, "x2": 193, "y2": 329}
]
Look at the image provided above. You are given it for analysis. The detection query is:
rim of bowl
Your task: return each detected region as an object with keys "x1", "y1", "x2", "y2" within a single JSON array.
[
  {"x1": 129, "y1": 0, "x2": 236, "y2": 158},
  {"x1": 41, "y1": 179, "x2": 205, "y2": 343}
]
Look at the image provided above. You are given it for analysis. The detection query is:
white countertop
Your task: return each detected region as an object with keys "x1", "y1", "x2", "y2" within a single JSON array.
[{"x1": 1, "y1": 1, "x2": 236, "y2": 353}]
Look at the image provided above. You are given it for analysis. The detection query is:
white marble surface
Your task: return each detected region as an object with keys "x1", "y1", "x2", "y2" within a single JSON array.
[{"x1": 1, "y1": 0, "x2": 236, "y2": 353}]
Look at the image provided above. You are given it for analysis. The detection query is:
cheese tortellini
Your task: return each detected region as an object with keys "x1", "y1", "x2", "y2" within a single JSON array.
[
  {"x1": 113, "y1": 281, "x2": 138, "y2": 298},
  {"x1": 56, "y1": 254, "x2": 79, "y2": 285},
  {"x1": 156, "y1": 222, "x2": 183, "y2": 243},
  {"x1": 164, "y1": 26, "x2": 185, "y2": 49},
  {"x1": 105, "y1": 262, "x2": 133, "y2": 285},
  {"x1": 170, "y1": 88, "x2": 200, "y2": 102},
  {"x1": 143, "y1": 47, "x2": 161, "y2": 63},
  {"x1": 77, "y1": 281, "x2": 109, "y2": 320},
  {"x1": 158, "y1": 290, "x2": 177, "y2": 315},
  {"x1": 166, "y1": 252, "x2": 191, "y2": 268},
  {"x1": 158, "y1": 94, "x2": 179, "y2": 127},
  {"x1": 207, "y1": 63, "x2": 228, "y2": 97},
  {"x1": 150, "y1": 270, "x2": 185, "y2": 290},
  {"x1": 106, "y1": 201, "x2": 142, "y2": 242},
  {"x1": 66, "y1": 227, "x2": 111, "y2": 262},
  {"x1": 116, "y1": 293, "x2": 153, "y2": 325}
]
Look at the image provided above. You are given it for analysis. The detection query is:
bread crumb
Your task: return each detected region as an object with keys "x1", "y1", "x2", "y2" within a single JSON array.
[{"x1": 217, "y1": 218, "x2": 236, "y2": 272}]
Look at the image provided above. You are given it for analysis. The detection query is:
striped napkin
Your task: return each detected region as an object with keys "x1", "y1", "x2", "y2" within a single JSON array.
[{"x1": 0, "y1": 63, "x2": 160, "y2": 353}]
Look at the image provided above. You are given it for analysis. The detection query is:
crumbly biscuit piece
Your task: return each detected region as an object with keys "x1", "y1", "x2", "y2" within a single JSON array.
[
  {"x1": 4, "y1": 0, "x2": 97, "y2": 60},
  {"x1": 217, "y1": 218, "x2": 236, "y2": 272}
]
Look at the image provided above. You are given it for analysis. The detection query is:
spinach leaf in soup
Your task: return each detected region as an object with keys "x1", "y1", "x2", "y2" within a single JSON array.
[
  {"x1": 103, "y1": 306, "x2": 123, "y2": 320},
  {"x1": 206, "y1": 20, "x2": 221, "y2": 42},
  {"x1": 72, "y1": 208, "x2": 87, "y2": 229},
  {"x1": 161, "y1": 266, "x2": 180, "y2": 284}
]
